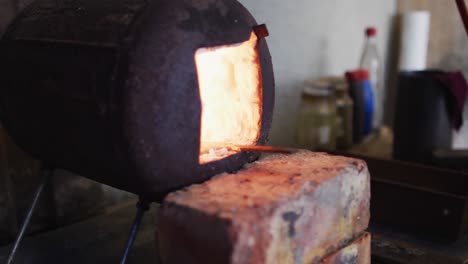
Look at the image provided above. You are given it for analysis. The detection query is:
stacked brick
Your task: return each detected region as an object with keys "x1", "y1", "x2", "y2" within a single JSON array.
[{"x1": 157, "y1": 151, "x2": 370, "y2": 264}]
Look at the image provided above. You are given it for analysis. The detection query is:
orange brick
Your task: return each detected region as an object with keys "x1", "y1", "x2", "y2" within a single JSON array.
[{"x1": 157, "y1": 151, "x2": 370, "y2": 264}]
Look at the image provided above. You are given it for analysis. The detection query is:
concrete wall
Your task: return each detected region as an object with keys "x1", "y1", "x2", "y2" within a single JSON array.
[{"x1": 239, "y1": 0, "x2": 397, "y2": 147}]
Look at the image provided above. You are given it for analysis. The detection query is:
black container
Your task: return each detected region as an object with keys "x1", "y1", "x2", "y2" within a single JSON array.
[{"x1": 394, "y1": 71, "x2": 453, "y2": 164}]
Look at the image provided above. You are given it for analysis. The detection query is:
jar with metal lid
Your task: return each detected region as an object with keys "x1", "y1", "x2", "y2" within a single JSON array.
[{"x1": 296, "y1": 79, "x2": 337, "y2": 150}]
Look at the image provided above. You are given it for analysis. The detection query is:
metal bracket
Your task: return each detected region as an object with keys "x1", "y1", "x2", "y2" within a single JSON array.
[
  {"x1": 6, "y1": 167, "x2": 54, "y2": 264},
  {"x1": 253, "y1": 24, "x2": 269, "y2": 38},
  {"x1": 119, "y1": 198, "x2": 151, "y2": 264}
]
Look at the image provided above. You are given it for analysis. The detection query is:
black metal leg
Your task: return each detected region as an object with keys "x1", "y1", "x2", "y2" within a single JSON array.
[
  {"x1": 6, "y1": 167, "x2": 53, "y2": 264},
  {"x1": 119, "y1": 198, "x2": 150, "y2": 264}
]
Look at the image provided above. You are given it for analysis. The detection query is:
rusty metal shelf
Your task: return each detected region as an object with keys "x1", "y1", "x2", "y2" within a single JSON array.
[{"x1": 342, "y1": 153, "x2": 468, "y2": 241}]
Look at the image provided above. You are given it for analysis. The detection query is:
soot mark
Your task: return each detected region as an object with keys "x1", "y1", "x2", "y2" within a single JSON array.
[{"x1": 282, "y1": 208, "x2": 303, "y2": 237}]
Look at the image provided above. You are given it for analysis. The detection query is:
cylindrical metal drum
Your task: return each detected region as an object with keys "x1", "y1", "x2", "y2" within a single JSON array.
[{"x1": 0, "y1": 0, "x2": 275, "y2": 201}]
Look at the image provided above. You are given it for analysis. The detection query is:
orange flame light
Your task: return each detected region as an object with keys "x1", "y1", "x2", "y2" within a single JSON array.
[{"x1": 195, "y1": 32, "x2": 262, "y2": 164}]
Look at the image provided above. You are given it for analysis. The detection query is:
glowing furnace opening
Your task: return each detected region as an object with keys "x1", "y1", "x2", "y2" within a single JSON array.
[{"x1": 195, "y1": 32, "x2": 263, "y2": 164}]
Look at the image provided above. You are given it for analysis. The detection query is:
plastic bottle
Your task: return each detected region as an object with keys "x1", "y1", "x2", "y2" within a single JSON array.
[
  {"x1": 360, "y1": 27, "x2": 384, "y2": 129},
  {"x1": 346, "y1": 70, "x2": 374, "y2": 144}
]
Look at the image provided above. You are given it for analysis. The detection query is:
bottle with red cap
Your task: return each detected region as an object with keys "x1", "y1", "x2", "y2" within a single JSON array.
[
  {"x1": 345, "y1": 69, "x2": 374, "y2": 143},
  {"x1": 360, "y1": 26, "x2": 384, "y2": 130}
]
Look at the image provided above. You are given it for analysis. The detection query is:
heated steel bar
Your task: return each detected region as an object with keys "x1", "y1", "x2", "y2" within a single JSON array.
[
  {"x1": 232, "y1": 145, "x2": 293, "y2": 154},
  {"x1": 201, "y1": 143, "x2": 293, "y2": 154},
  {"x1": 6, "y1": 167, "x2": 53, "y2": 264}
]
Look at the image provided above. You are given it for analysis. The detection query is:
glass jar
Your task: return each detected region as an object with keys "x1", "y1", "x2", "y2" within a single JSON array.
[
  {"x1": 334, "y1": 81, "x2": 354, "y2": 149},
  {"x1": 296, "y1": 80, "x2": 337, "y2": 151}
]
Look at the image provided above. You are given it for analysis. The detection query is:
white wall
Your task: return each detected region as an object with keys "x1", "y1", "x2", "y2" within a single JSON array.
[{"x1": 239, "y1": 0, "x2": 397, "y2": 147}]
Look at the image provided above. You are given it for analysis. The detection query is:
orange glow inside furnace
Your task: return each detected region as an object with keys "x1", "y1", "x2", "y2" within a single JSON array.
[{"x1": 195, "y1": 32, "x2": 263, "y2": 164}]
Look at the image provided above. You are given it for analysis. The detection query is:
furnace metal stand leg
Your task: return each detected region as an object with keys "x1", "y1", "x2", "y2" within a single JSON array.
[
  {"x1": 119, "y1": 198, "x2": 150, "y2": 264},
  {"x1": 6, "y1": 167, "x2": 53, "y2": 264}
]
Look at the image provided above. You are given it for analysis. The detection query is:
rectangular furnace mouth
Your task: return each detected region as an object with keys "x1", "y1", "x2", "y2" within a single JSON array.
[{"x1": 195, "y1": 32, "x2": 263, "y2": 164}]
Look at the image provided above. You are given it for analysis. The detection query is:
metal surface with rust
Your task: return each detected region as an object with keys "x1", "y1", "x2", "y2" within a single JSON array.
[
  {"x1": 0, "y1": 0, "x2": 275, "y2": 201},
  {"x1": 320, "y1": 232, "x2": 371, "y2": 264},
  {"x1": 157, "y1": 150, "x2": 370, "y2": 264},
  {"x1": 371, "y1": 224, "x2": 468, "y2": 264},
  {"x1": 337, "y1": 152, "x2": 468, "y2": 241}
]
